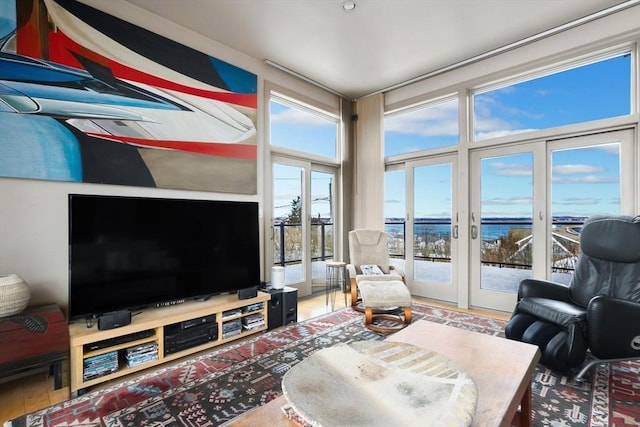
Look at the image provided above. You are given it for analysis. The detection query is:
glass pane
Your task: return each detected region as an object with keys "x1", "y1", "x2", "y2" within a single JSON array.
[
  {"x1": 384, "y1": 170, "x2": 406, "y2": 272},
  {"x1": 273, "y1": 163, "x2": 304, "y2": 284},
  {"x1": 474, "y1": 54, "x2": 631, "y2": 141},
  {"x1": 384, "y1": 98, "x2": 459, "y2": 157},
  {"x1": 311, "y1": 170, "x2": 334, "y2": 280},
  {"x1": 480, "y1": 153, "x2": 533, "y2": 292},
  {"x1": 270, "y1": 99, "x2": 337, "y2": 158},
  {"x1": 550, "y1": 143, "x2": 621, "y2": 284},
  {"x1": 414, "y1": 164, "x2": 452, "y2": 284}
]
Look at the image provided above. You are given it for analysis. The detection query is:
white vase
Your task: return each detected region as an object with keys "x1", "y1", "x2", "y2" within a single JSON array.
[
  {"x1": 272, "y1": 266, "x2": 285, "y2": 289},
  {"x1": 0, "y1": 274, "x2": 31, "y2": 318}
]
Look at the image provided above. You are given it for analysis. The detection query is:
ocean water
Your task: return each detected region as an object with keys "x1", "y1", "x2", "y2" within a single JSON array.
[{"x1": 385, "y1": 220, "x2": 533, "y2": 241}]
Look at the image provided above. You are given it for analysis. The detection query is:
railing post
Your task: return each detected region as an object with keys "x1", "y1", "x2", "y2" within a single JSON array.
[
  {"x1": 403, "y1": 221, "x2": 406, "y2": 258},
  {"x1": 279, "y1": 222, "x2": 285, "y2": 267},
  {"x1": 321, "y1": 223, "x2": 326, "y2": 261}
]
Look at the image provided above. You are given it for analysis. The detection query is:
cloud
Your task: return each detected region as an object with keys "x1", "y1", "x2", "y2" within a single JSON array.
[
  {"x1": 475, "y1": 128, "x2": 538, "y2": 140},
  {"x1": 473, "y1": 93, "x2": 542, "y2": 140},
  {"x1": 385, "y1": 100, "x2": 458, "y2": 137},
  {"x1": 482, "y1": 197, "x2": 533, "y2": 205},
  {"x1": 552, "y1": 175, "x2": 619, "y2": 184},
  {"x1": 554, "y1": 197, "x2": 600, "y2": 205},
  {"x1": 595, "y1": 143, "x2": 620, "y2": 155},
  {"x1": 385, "y1": 199, "x2": 403, "y2": 204},
  {"x1": 489, "y1": 162, "x2": 532, "y2": 176},
  {"x1": 415, "y1": 210, "x2": 452, "y2": 218},
  {"x1": 480, "y1": 209, "x2": 533, "y2": 217},
  {"x1": 270, "y1": 108, "x2": 334, "y2": 127},
  {"x1": 553, "y1": 164, "x2": 606, "y2": 175}
]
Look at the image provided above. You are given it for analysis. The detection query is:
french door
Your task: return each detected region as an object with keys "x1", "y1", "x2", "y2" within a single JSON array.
[
  {"x1": 469, "y1": 129, "x2": 633, "y2": 312},
  {"x1": 271, "y1": 157, "x2": 338, "y2": 297},
  {"x1": 548, "y1": 130, "x2": 633, "y2": 283},
  {"x1": 386, "y1": 155, "x2": 459, "y2": 303}
]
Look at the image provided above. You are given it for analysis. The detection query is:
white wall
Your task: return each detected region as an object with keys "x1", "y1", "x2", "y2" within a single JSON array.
[{"x1": 352, "y1": 94, "x2": 385, "y2": 229}]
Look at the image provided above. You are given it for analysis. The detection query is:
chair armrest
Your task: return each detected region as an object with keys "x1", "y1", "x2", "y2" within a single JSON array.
[
  {"x1": 587, "y1": 296, "x2": 640, "y2": 359},
  {"x1": 346, "y1": 264, "x2": 357, "y2": 280},
  {"x1": 518, "y1": 278, "x2": 572, "y2": 302},
  {"x1": 389, "y1": 265, "x2": 405, "y2": 278}
]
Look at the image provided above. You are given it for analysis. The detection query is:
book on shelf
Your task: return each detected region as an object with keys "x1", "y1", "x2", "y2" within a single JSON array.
[
  {"x1": 222, "y1": 308, "x2": 242, "y2": 320},
  {"x1": 243, "y1": 302, "x2": 264, "y2": 312}
]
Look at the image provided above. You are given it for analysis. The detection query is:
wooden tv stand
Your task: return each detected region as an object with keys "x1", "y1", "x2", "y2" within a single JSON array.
[{"x1": 68, "y1": 292, "x2": 270, "y2": 396}]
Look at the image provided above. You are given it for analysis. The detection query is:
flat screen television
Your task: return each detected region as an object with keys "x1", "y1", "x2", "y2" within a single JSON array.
[{"x1": 68, "y1": 194, "x2": 261, "y2": 320}]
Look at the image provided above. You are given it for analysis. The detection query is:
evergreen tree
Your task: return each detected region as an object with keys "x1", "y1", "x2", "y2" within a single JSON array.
[{"x1": 286, "y1": 196, "x2": 302, "y2": 224}]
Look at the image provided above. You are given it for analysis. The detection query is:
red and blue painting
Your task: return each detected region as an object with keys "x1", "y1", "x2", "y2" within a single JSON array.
[{"x1": 0, "y1": 0, "x2": 258, "y2": 194}]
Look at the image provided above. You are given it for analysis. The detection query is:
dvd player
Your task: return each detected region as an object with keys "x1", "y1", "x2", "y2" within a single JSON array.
[
  {"x1": 180, "y1": 314, "x2": 216, "y2": 330},
  {"x1": 164, "y1": 322, "x2": 218, "y2": 355},
  {"x1": 84, "y1": 329, "x2": 154, "y2": 352}
]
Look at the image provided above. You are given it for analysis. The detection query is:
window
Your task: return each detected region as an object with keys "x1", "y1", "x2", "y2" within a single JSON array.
[
  {"x1": 270, "y1": 95, "x2": 339, "y2": 159},
  {"x1": 384, "y1": 169, "x2": 406, "y2": 259},
  {"x1": 473, "y1": 53, "x2": 631, "y2": 141},
  {"x1": 384, "y1": 97, "x2": 459, "y2": 157}
]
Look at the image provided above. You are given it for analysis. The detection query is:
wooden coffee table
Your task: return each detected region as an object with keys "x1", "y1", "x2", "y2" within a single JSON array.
[{"x1": 229, "y1": 319, "x2": 540, "y2": 427}]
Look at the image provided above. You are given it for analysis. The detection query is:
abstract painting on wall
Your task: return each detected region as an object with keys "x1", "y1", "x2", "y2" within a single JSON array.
[{"x1": 0, "y1": 0, "x2": 258, "y2": 194}]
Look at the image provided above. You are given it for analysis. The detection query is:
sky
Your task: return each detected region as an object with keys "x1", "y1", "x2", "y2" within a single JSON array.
[
  {"x1": 269, "y1": 53, "x2": 631, "y2": 221},
  {"x1": 384, "y1": 53, "x2": 630, "y2": 220},
  {"x1": 271, "y1": 101, "x2": 337, "y2": 219}
]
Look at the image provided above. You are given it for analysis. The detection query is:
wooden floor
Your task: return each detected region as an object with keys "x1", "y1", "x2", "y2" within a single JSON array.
[{"x1": 0, "y1": 292, "x2": 509, "y2": 424}]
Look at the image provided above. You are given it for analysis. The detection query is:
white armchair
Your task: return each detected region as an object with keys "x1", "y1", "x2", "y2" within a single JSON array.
[
  {"x1": 347, "y1": 229, "x2": 412, "y2": 332},
  {"x1": 346, "y1": 229, "x2": 405, "y2": 308}
]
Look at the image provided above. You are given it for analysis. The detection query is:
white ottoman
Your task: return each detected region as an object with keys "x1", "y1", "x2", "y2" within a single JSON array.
[{"x1": 357, "y1": 279, "x2": 412, "y2": 333}]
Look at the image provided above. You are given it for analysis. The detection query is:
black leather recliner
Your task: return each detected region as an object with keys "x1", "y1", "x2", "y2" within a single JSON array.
[{"x1": 505, "y1": 215, "x2": 640, "y2": 380}]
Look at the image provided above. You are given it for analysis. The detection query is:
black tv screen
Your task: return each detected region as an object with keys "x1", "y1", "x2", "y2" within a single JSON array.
[{"x1": 68, "y1": 194, "x2": 261, "y2": 320}]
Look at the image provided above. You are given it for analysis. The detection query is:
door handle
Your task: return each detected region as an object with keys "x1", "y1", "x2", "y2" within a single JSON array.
[
  {"x1": 453, "y1": 225, "x2": 459, "y2": 239},
  {"x1": 471, "y1": 225, "x2": 478, "y2": 240}
]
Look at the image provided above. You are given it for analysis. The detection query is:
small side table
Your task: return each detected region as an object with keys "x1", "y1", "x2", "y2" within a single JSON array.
[
  {"x1": 325, "y1": 262, "x2": 347, "y2": 310},
  {"x1": 0, "y1": 304, "x2": 69, "y2": 389}
]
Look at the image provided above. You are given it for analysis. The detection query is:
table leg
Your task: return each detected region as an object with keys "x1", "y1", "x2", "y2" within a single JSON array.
[
  {"x1": 513, "y1": 383, "x2": 532, "y2": 427},
  {"x1": 53, "y1": 361, "x2": 63, "y2": 390}
]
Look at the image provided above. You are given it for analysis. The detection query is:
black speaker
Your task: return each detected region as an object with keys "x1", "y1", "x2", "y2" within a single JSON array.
[
  {"x1": 238, "y1": 286, "x2": 258, "y2": 300},
  {"x1": 98, "y1": 310, "x2": 131, "y2": 330},
  {"x1": 268, "y1": 291, "x2": 284, "y2": 330},
  {"x1": 282, "y1": 287, "x2": 298, "y2": 325},
  {"x1": 265, "y1": 287, "x2": 297, "y2": 330}
]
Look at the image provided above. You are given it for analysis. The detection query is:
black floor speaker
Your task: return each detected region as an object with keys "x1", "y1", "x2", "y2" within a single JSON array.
[{"x1": 265, "y1": 287, "x2": 297, "y2": 330}]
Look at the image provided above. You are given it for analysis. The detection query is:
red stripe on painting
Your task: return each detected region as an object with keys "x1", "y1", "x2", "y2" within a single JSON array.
[
  {"x1": 47, "y1": 32, "x2": 257, "y2": 109},
  {"x1": 85, "y1": 132, "x2": 257, "y2": 160}
]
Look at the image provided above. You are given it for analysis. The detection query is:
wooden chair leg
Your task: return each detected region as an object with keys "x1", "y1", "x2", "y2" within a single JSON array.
[
  {"x1": 350, "y1": 278, "x2": 358, "y2": 307},
  {"x1": 365, "y1": 307, "x2": 373, "y2": 325},
  {"x1": 404, "y1": 306, "x2": 412, "y2": 324}
]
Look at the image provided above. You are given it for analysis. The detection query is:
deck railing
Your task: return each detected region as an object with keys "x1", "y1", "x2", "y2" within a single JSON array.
[
  {"x1": 384, "y1": 219, "x2": 583, "y2": 273},
  {"x1": 273, "y1": 222, "x2": 334, "y2": 266},
  {"x1": 271, "y1": 219, "x2": 583, "y2": 275}
]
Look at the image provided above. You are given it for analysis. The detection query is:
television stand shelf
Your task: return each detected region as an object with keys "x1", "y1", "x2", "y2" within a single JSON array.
[{"x1": 68, "y1": 292, "x2": 270, "y2": 396}]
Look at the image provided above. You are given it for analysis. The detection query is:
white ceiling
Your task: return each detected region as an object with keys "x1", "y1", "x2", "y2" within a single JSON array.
[{"x1": 124, "y1": 0, "x2": 631, "y2": 99}]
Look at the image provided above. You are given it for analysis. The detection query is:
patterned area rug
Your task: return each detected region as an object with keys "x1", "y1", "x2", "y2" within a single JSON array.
[{"x1": 6, "y1": 303, "x2": 640, "y2": 426}]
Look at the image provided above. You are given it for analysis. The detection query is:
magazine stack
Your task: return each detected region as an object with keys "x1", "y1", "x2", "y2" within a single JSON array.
[
  {"x1": 242, "y1": 313, "x2": 265, "y2": 331},
  {"x1": 243, "y1": 302, "x2": 264, "y2": 313},
  {"x1": 125, "y1": 342, "x2": 159, "y2": 367},
  {"x1": 83, "y1": 350, "x2": 118, "y2": 381},
  {"x1": 222, "y1": 318, "x2": 242, "y2": 338}
]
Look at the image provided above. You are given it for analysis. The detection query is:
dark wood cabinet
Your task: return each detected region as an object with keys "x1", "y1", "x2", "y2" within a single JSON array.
[{"x1": 0, "y1": 304, "x2": 69, "y2": 389}]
